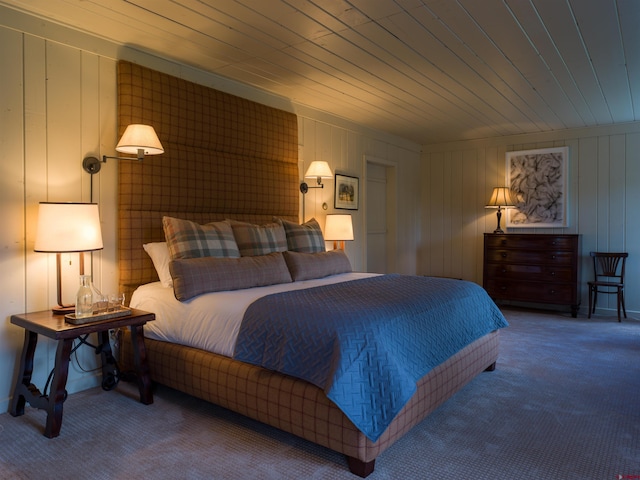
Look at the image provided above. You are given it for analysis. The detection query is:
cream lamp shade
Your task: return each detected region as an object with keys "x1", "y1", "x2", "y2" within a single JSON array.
[
  {"x1": 34, "y1": 202, "x2": 103, "y2": 313},
  {"x1": 304, "y1": 161, "x2": 333, "y2": 182},
  {"x1": 34, "y1": 202, "x2": 104, "y2": 253},
  {"x1": 485, "y1": 187, "x2": 515, "y2": 208},
  {"x1": 324, "y1": 214, "x2": 354, "y2": 250},
  {"x1": 115, "y1": 124, "x2": 164, "y2": 156},
  {"x1": 485, "y1": 187, "x2": 515, "y2": 234}
]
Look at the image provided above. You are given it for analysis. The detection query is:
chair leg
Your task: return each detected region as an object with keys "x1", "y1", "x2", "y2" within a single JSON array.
[
  {"x1": 588, "y1": 286, "x2": 594, "y2": 319},
  {"x1": 618, "y1": 288, "x2": 627, "y2": 322},
  {"x1": 617, "y1": 292, "x2": 621, "y2": 322}
]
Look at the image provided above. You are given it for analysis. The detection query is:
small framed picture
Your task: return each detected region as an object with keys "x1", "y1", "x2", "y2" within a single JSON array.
[{"x1": 334, "y1": 174, "x2": 359, "y2": 210}]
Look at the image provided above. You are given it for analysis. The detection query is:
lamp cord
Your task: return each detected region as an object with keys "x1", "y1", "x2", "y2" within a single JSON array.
[
  {"x1": 89, "y1": 162, "x2": 95, "y2": 279},
  {"x1": 41, "y1": 333, "x2": 123, "y2": 400},
  {"x1": 41, "y1": 334, "x2": 95, "y2": 400}
]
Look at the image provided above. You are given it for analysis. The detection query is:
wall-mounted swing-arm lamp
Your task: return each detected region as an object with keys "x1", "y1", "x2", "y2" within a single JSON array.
[
  {"x1": 82, "y1": 124, "x2": 164, "y2": 174},
  {"x1": 300, "y1": 161, "x2": 333, "y2": 221}
]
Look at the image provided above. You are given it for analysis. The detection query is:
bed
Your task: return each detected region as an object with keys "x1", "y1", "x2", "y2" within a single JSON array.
[{"x1": 116, "y1": 61, "x2": 507, "y2": 477}]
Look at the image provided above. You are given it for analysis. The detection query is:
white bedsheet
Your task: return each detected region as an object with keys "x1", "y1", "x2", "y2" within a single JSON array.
[{"x1": 130, "y1": 272, "x2": 377, "y2": 357}]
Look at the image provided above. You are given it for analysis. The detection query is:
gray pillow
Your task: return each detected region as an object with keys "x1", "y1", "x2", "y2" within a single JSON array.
[
  {"x1": 170, "y1": 252, "x2": 292, "y2": 301},
  {"x1": 283, "y1": 250, "x2": 352, "y2": 281}
]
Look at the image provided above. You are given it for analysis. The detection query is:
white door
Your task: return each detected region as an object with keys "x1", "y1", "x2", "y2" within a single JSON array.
[
  {"x1": 366, "y1": 163, "x2": 387, "y2": 273},
  {"x1": 366, "y1": 159, "x2": 396, "y2": 273}
]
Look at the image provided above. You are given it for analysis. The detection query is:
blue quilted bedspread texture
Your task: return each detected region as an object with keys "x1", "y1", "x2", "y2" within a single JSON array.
[{"x1": 233, "y1": 274, "x2": 508, "y2": 441}]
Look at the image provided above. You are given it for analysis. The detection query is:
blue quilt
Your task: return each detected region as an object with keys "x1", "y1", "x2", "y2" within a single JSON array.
[{"x1": 233, "y1": 275, "x2": 508, "y2": 441}]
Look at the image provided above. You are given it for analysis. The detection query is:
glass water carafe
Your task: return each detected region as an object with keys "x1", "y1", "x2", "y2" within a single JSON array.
[{"x1": 75, "y1": 275, "x2": 94, "y2": 318}]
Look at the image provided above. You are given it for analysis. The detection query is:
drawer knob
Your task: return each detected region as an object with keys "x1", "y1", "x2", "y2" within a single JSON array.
[
  {"x1": 550, "y1": 271, "x2": 555, "y2": 276},
  {"x1": 501, "y1": 253, "x2": 507, "y2": 258}
]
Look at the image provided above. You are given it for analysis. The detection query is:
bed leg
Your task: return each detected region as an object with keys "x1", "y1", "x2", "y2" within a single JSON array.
[
  {"x1": 347, "y1": 456, "x2": 375, "y2": 477},
  {"x1": 485, "y1": 361, "x2": 496, "y2": 372}
]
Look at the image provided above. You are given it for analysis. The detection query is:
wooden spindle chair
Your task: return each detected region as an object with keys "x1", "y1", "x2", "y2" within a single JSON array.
[{"x1": 587, "y1": 252, "x2": 628, "y2": 322}]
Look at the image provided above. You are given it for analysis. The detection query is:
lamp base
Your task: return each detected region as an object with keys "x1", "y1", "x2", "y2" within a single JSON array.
[
  {"x1": 493, "y1": 228, "x2": 505, "y2": 234},
  {"x1": 331, "y1": 240, "x2": 346, "y2": 250},
  {"x1": 52, "y1": 305, "x2": 75, "y2": 315}
]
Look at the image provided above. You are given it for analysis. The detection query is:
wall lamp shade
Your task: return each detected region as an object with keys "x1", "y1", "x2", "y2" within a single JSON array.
[
  {"x1": 324, "y1": 214, "x2": 354, "y2": 250},
  {"x1": 82, "y1": 124, "x2": 164, "y2": 174},
  {"x1": 485, "y1": 187, "x2": 515, "y2": 234},
  {"x1": 305, "y1": 161, "x2": 333, "y2": 182},
  {"x1": 115, "y1": 124, "x2": 164, "y2": 156},
  {"x1": 34, "y1": 202, "x2": 104, "y2": 313},
  {"x1": 300, "y1": 161, "x2": 333, "y2": 194}
]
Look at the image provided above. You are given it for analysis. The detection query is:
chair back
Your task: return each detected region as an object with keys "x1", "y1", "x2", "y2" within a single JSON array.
[{"x1": 590, "y1": 252, "x2": 628, "y2": 284}]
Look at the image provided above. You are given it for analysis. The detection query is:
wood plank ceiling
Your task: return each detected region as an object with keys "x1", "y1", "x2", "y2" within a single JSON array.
[{"x1": 2, "y1": 0, "x2": 639, "y2": 145}]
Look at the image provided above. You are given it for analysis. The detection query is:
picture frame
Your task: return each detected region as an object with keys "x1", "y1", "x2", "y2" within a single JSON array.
[
  {"x1": 334, "y1": 174, "x2": 359, "y2": 210},
  {"x1": 506, "y1": 146, "x2": 569, "y2": 228}
]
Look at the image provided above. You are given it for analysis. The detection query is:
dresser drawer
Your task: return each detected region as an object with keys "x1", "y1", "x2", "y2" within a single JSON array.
[
  {"x1": 485, "y1": 249, "x2": 576, "y2": 266},
  {"x1": 484, "y1": 279, "x2": 575, "y2": 305},
  {"x1": 485, "y1": 234, "x2": 576, "y2": 250},
  {"x1": 484, "y1": 264, "x2": 574, "y2": 282}
]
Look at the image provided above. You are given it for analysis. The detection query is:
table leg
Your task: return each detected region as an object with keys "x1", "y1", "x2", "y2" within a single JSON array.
[
  {"x1": 9, "y1": 330, "x2": 38, "y2": 417},
  {"x1": 129, "y1": 325, "x2": 153, "y2": 405},
  {"x1": 98, "y1": 331, "x2": 119, "y2": 390},
  {"x1": 44, "y1": 338, "x2": 73, "y2": 438}
]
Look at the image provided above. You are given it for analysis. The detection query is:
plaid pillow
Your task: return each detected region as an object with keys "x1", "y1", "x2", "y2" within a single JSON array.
[
  {"x1": 227, "y1": 220, "x2": 288, "y2": 256},
  {"x1": 283, "y1": 250, "x2": 352, "y2": 281},
  {"x1": 276, "y1": 217, "x2": 326, "y2": 253},
  {"x1": 163, "y1": 216, "x2": 240, "y2": 259},
  {"x1": 170, "y1": 252, "x2": 292, "y2": 300}
]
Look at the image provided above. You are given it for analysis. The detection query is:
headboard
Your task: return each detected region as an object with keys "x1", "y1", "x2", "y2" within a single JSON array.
[{"x1": 117, "y1": 61, "x2": 299, "y2": 300}]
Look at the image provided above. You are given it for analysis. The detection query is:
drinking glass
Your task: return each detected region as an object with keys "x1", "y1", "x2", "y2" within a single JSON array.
[
  {"x1": 94, "y1": 294, "x2": 109, "y2": 314},
  {"x1": 110, "y1": 292, "x2": 126, "y2": 310}
]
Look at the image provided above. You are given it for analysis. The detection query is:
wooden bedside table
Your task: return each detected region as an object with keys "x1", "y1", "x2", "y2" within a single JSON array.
[{"x1": 9, "y1": 308, "x2": 155, "y2": 438}]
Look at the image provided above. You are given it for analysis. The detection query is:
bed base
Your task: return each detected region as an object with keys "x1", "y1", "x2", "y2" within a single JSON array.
[{"x1": 120, "y1": 329, "x2": 499, "y2": 477}]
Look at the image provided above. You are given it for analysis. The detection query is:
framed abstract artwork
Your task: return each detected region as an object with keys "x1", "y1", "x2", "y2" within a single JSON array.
[{"x1": 506, "y1": 146, "x2": 569, "y2": 228}]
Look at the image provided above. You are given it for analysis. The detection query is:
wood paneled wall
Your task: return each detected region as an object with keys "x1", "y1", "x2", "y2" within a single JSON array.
[
  {"x1": 421, "y1": 124, "x2": 640, "y2": 315},
  {"x1": 0, "y1": 27, "x2": 119, "y2": 413}
]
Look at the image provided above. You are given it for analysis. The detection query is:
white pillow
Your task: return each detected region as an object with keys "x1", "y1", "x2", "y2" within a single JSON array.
[{"x1": 143, "y1": 242, "x2": 173, "y2": 288}]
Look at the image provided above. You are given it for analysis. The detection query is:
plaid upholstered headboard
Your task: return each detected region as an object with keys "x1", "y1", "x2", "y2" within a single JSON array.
[{"x1": 117, "y1": 61, "x2": 299, "y2": 300}]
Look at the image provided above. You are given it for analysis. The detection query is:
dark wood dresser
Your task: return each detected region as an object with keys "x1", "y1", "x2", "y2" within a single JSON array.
[{"x1": 483, "y1": 233, "x2": 581, "y2": 317}]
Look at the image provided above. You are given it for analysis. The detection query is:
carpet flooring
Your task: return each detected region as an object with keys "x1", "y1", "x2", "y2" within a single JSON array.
[{"x1": 1, "y1": 307, "x2": 639, "y2": 479}]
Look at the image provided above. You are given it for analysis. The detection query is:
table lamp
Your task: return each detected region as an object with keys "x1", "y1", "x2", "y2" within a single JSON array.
[
  {"x1": 34, "y1": 202, "x2": 104, "y2": 313},
  {"x1": 324, "y1": 214, "x2": 354, "y2": 250},
  {"x1": 485, "y1": 187, "x2": 515, "y2": 234}
]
